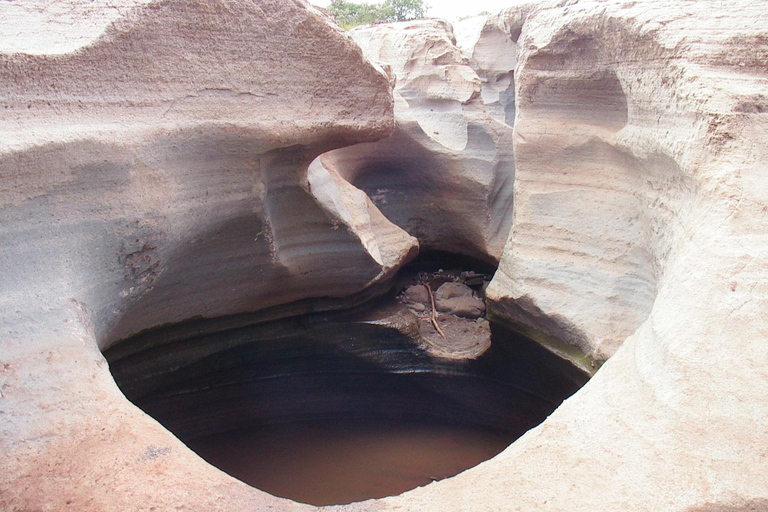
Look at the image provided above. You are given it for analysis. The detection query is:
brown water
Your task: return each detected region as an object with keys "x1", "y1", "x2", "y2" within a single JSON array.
[{"x1": 188, "y1": 419, "x2": 514, "y2": 506}]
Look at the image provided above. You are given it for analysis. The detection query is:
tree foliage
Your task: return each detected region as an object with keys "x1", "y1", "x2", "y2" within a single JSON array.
[
  {"x1": 382, "y1": 0, "x2": 427, "y2": 22},
  {"x1": 328, "y1": 0, "x2": 427, "y2": 29}
]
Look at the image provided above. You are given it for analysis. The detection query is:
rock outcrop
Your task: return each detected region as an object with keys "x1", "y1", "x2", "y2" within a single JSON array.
[
  {"x1": 321, "y1": 19, "x2": 516, "y2": 261},
  {"x1": 485, "y1": 1, "x2": 710, "y2": 366},
  {"x1": 366, "y1": 2, "x2": 768, "y2": 512},
  {"x1": 453, "y1": 8, "x2": 527, "y2": 127},
  {"x1": 0, "y1": 1, "x2": 415, "y2": 510},
  {"x1": 3, "y1": 0, "x2": 768, "y2": 511}
]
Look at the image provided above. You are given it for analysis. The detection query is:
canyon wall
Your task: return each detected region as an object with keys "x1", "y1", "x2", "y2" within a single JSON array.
[
  {"x1": 364, "y1": 1, "x2": 768, "y2": 511},
  {"x1": 485, "y1": 2, "x2": 696, "y2": 366}
]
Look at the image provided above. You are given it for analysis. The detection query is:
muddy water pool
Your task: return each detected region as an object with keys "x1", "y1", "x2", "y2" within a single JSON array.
[
  {"x1": 188, "y1": 418, "x2": 514, "y2": 506},
  {"x1": 107, "y1": 259, "x2": 590, "y2": 506}
]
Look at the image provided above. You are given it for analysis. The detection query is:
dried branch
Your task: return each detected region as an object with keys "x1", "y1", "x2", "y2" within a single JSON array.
[{"x1": 424, "y1": 282, "x2": 446, "y2": 339}]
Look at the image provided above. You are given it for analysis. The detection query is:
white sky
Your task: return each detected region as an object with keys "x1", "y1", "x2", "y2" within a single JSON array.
[{"x1": 310, "y1": 0, "x2": 518, "y2": 23}]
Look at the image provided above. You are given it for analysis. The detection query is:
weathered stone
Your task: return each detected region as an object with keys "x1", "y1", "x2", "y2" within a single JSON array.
[
  {"x1": 402, "y1": 284, "x2": 430, "y2": 304},
  {"x1": 454, "y1": 7, "x2": 529, "y2": 127},
  {"x1": 0, "y1": 1, "x2": 411, "y2": 510},
  {"x1": 434, "y1": 282, "x2": 485, "y2": 319},
  {"x1": 372, "y1": 2, "x2": 768, "y2": 512},
  {"x1": 485, "y1": 1, "x2": 696, "y2": 365},
  {"x1": 2, "y1": 0, "x2": 768, "y2": 511},
  {"x1": 321, "y1": 19, "x2": 516, "y2": 262}
]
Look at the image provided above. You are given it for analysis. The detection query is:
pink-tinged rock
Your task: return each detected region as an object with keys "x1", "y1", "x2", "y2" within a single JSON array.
[{"x1": 0, "y1": 1, "x2": 414, "y2": 510}]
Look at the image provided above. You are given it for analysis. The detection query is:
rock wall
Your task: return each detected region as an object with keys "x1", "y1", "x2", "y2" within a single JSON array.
[
  {"x1": 486, "y1": 2, "x2": 698, "y2": 365},
  {"x1": 2, "y1": 0, "x2": 768, "y2": 511},
  {"x1": 364, "y1": 1, "x2": 768, "y2": 511},
  {"x1": 454, "y1": 7, "x2": 528, "y2": 127},
  {"x1": 106, "y1": 301, "x2": 585, "y2": 443},
  {"x1": 321, "y1": 19, "x2": 516, "y2": 261},
  {"x1": 0, "y1": 1, "x2": 414, "y2": 510},
  {"x1": 0, "y1": 0, "x2": 419, "y2": 350}
]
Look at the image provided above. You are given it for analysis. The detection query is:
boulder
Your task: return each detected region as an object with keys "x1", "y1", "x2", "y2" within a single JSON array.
[
  {"x1": 402, "y1": 284, "x2": 430, "y2": 304},
  {"x1": 434, "y1": 282, "x2": 485, "y2": 319}
]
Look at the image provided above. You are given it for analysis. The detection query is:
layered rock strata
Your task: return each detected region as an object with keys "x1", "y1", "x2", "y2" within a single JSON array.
[
  {"x1": 321, "y1": 19, "x2": 516, "y2": 262},
  {"x1": 361, "y1": 1, "x2": 768, "y2": 511},
  {"x1": 1, "y1": 0, "x2": 767, "y2": 511},
  {"x1": 0, "y1": 1, "x2": 414, "y2": 510},
  {"x1": 107, "y1": 298, "x2": 586, "y2": 443},
  {"x1": 485, "y1": 2, "x2": 721, "y2": 367}
]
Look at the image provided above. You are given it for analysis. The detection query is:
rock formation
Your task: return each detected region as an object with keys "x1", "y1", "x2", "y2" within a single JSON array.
[
  {"x1": 0, "y1": 1, "x2": 414, "y2": 510},
  {"x1": 2, "y1": 0, "x2": 768, "y2": 511},
  {"x1": 484, "y1": 0, "x2": 750, "y2": 367},
  {"x1": 434, "y1": 282, "x2": 485, "y2": 319},
  {"x1": 321, "y1": 18, "x2": 516, "y2": 261},
  {"x1": 366, "y1": 2, "x2": 768, "y2": 511}
]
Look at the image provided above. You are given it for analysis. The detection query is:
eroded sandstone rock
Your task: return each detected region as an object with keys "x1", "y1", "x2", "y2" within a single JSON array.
[
  {"x1": 2, "y1": 0, "x2": 768, "y2": 511},
  {"x1": 485, "y1": 2, "x2": 697, "y2": 366},
  {"x1": 359, "y1": 2, "x2": 768, "y2": 512},
  {"x1": 0, "y1": 1, "x2": 413, "y2": 510},
  {"x1": 454, "y1": 7, "x2": 530, "y2": 126},
  {"x1": 320, "y1": 18, "x2": 516, "y2": 261}
]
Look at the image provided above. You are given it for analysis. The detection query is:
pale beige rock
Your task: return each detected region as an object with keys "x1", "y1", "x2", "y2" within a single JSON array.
[
  {"x1": 355, "y1": 1, "x2": 767, "y2": 512},
  {"x1": 454, "y1": 7, "x2": 530, "y2": 126},
  {"x1": 321, "y1": 19, "x2": 516, "y2": 261},
  {"x1": 0, "y1": 1, "x2": 413, "y2": 510},
  {"x1": 3, "y1": 1, "x2": 768, "y2": 512},
  {"x1": 486, "y1": 0, "x2": 697, "y2": 365}
]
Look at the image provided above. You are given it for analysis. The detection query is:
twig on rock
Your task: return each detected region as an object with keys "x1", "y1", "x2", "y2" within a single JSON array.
[{"x1": 424, "y1": 282, "x2": 446, "y2": 339}]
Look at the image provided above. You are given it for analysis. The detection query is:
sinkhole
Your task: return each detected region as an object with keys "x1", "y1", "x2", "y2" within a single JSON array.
[{"x1": 105, "y1": 253, "x2": 590, "y2": 506}]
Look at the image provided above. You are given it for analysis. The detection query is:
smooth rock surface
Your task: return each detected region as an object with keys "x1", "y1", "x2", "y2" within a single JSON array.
[
  {"x1": 0, "y1": 1, "x2": 413, "y2": 510},
  {"x1": 485, "y1": 0, "x2": 702, "y2": 365},
  {"x1": 321, "y1": 19, "x2": 516, "y2": 261},
  {"x1": 2, "y1": 1, "x2": 768, "y2": 512},
  {"x1": 454, "y1": 7, "x2": 529, "y2": 127},
  {"x1": 106, "y1": 300, "x2": 583, "y2": 442},
  {"x1": 365, "y1": 2, "x2": 767, "y2": 512}
]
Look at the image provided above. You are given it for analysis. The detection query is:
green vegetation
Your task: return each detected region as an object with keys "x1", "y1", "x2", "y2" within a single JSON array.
[{"x1": 328, "y1": 0, "x2": 427, "y2": 30}]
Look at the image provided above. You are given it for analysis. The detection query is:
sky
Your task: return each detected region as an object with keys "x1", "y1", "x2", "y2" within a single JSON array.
[{"x1": 310, "y1": 0, "x2": 519, "y2": 23}]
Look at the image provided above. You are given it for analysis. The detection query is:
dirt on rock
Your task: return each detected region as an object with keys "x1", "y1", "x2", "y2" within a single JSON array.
[{"x1": 397, "y1": 266, "x2": 493, "y2": 360}]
